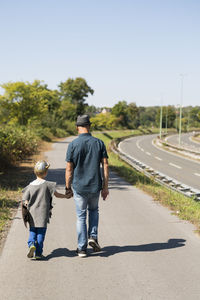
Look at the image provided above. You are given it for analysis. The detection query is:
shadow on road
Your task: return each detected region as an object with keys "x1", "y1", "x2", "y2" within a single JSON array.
[
  {"x1": 45, "y1": 248, "x2": 76, "y2": 260},
  {"x1": 90, "y1": 239, "x2": 186, "y2": 257}
]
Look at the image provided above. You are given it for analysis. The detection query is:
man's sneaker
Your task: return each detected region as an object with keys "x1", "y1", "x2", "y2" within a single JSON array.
[
  {"x1": 27, "y1": 244, "x2": 36, "y2": 258},
  {"x1": 76, "y1": 248, "x2": 87, "y2": 258},
  {"x1": 34, "y1": 255, "x2": 45, "y2": 260},
  {"x1": 88, "y1": 237, "x2": 101, "y2": 252}
]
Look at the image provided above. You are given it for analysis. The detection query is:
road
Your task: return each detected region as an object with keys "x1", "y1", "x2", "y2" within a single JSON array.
[
  {"x1": 166, "y1": 132, "x2": 200, "y2": 152},
  {"x1": 119, "y1": 134, "x2": 200, "y2": 190},
  {"x1": 1, "y1": 136, "x2": 200, "y2": 299}
]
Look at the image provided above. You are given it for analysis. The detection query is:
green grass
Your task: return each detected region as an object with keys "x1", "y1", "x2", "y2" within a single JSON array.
[
  {"x1": 93, "y1": 129, "x2": 200, "y2": 234},
  {"x1": 0, "y1": 191, "x2": 18, "y2": 233}
]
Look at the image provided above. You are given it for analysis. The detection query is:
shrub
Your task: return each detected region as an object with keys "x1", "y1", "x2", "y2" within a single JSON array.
[{"x1": 0, "y1": 126, "x2": 39, "y2": 168}]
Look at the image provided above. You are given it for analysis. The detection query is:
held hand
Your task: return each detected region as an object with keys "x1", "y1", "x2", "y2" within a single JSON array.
[
  {"x1": 101, "y1": 188, "x2": 109, "y2": 201},
  {"x1": 65, "y1": 187, "x2": 73, "y2": 199},
  {"x1": 24, "y1": 200, "x2": 29, "y2": 207}
]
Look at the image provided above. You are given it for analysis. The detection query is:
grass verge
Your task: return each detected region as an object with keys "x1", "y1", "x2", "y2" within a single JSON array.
[{"x1": 93, "y1": 130, "x2": 200, "y2": 234}]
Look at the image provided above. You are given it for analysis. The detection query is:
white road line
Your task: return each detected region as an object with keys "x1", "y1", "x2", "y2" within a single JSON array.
[
  {"x1": 155, "y1": 156, "x2": 162, "y2": 161},
  {"x1": 136, "y1": 140, "x2": 141, "y2": 150},
  {"x1": 146, "y1": 152, "x2": 151, "y2": 156},
  {"x1": 141, "y1": 148, "x2": 144, "y2": 152},
  {"x1": 194, "y1": 173, "x2": 200, "y2": 177},
  {"x1": 169, "y1": 162, "x2": 182, "y2": 169}
]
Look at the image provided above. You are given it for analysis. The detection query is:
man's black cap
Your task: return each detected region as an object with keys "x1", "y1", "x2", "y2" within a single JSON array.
[{"x1": 76, "y1": 115, "x2": 91, "y2": 126}]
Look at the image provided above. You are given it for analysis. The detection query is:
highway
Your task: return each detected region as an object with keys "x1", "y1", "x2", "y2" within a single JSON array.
[
  {"x1": 166, "y1": 132, "x2": 200, "y2": 152},
  {"x1": 119, "y1": 134, "x2": 200, "y2": 191}
]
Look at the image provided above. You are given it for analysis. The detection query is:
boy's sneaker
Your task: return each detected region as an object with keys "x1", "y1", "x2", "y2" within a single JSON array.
[
  {"x1": 76, "y1": 248, "x2": 87, "y2": 258},
  {"x1": 88, "y1": 237, "x2": 101, "y2": 252},
  {"x1": 27, "y1": 244, "x2": 36, "y2": 258}
]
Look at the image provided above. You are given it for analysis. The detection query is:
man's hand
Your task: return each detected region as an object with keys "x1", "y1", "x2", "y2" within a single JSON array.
[
  {"x1": 65, "y1": 187, "x2": 73, "y2": 199},
  {"x1": 101, "y1": 188, "x2": 109, "y2": 201}
]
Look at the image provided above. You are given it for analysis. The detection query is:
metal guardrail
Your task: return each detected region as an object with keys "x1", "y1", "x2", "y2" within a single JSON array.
[{"x1": 111, "y1": 140, "x2": 200, "y2": 201}]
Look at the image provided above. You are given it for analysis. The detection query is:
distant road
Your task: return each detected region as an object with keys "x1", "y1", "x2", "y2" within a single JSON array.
[
  {"x1": 166, "y1": 132, "x2": 200, "y2": 152},
  {"x1": 119, "y1": 134, "x2": 200, "y2": 190}
]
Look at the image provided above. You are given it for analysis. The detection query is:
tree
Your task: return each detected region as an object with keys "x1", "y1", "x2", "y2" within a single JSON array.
[
  {"x1": 111, "y1": 101, "x2": 129, "y2": 127},
  {"x1": 90, "y1": 113, "x2": 118, "y2": 130},
  {"x1": 58, "y1": 77, "x2": 94, "y2": 117},
  {"x1": 156, "y1": 106, "x2": 176, "y2": 128},
  {"x1": 126, "y1": 102, "x2": 140, "y2": 129},
  {"x1": 0, "y1": 80, "x2": 50, "y2": 126},
  {"x1": 111, "y1": 101, "x2": 139, "y2": 128},
  {"x1": 139, "y1": 106, "x2": 158, "y2": 127}
]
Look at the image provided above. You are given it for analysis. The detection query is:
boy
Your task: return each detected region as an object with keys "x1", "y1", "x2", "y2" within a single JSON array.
[{"x1": 22, "y1": 160, "x2": 69, "y2": 260}]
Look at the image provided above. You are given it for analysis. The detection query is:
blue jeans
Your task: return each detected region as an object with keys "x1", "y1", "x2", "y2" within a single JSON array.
[
  {"x1": 28, "y1": 227, "x2": 47, "y2": 256},
  {"x1": 73, "y1": 190, "x2": 100, "y2": 251}
]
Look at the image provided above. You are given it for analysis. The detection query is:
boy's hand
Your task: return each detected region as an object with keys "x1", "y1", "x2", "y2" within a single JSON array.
[
  {"x1": 24, "y1": 200, "x2": 29, "y2": 207},
  {"x1": 65, "y1": 187, "x2": 73, "y2": 198}
]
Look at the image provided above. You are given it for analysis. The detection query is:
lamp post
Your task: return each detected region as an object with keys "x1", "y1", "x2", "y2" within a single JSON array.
[
  {"x1": 178, "y1": 74, "x2": 185, "y2": 147},
  {"x1": 159, "y1": 98, "x2": 163, "y2": 139}
]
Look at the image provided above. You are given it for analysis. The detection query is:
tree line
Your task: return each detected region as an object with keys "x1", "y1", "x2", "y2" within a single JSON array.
[
  {"x1": 0, "y1": 77, "x2": 200, "y2": 167},
  {"x1": 1, "y1": 77, "x2": 200, "y2": 133}
]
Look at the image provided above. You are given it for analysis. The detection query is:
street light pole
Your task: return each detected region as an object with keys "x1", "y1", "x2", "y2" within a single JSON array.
[
  {"x1": 178, "y1": 74, "x2": 185, "y2": 147},
  {"x1": 159, "y1": 99, "x2": 163, "y2": 139}
]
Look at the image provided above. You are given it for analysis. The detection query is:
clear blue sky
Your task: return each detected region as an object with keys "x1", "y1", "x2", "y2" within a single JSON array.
[{"x1": 0, "y1": 0, "x2": 200, "y2": 107}]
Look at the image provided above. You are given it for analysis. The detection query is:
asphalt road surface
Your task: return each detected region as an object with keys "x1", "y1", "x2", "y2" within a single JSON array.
[
  {"x1": 166, "y1": 133, "x2": 200, "y2": 152},
  {"x1": 119, "y1": 134, "x2": 200, "y2": 190},
  {"x1": 1, "y1": 136, "x2": 200, "y2": 300}
]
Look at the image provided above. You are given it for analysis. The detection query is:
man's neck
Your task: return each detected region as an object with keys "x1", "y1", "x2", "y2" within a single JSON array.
[{"x1": 77, "y1": 126, "x2": 90, "y2": 135}]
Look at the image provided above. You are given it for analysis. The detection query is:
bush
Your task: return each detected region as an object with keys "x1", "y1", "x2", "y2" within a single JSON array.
[
  {"x1": 62, "y1": 120, "x2": 76, "y2": 135},
  {"x1": 0, "y1": 126, "x2": 39, "y2": 168},
  {"x1": 54, "y1": 128, "x2": 68, "y2": 138},
  {"x1": 35, "y1": 127, "x2": 54, "y2": 142}
]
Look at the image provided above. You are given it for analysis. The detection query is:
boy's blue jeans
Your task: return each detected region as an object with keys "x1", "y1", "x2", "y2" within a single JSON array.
[
  {"x1": 73, "y1": 190, "x2": 100, "y2": 251},
  {"x1": 28, "y1": 227, "x2": 47, "y2": 256}
]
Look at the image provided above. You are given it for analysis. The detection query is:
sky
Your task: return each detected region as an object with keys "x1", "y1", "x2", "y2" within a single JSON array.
[{"x1": 0, "y1": 0, "x2": 200, "y2": 108}]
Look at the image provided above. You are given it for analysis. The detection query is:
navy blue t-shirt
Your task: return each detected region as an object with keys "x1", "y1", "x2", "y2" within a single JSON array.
[{"x1": 66, "y1": 133, "x2": 108, "y2": 194}]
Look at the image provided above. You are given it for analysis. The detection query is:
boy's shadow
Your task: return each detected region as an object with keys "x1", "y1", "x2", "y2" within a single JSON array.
[
  {"x1": 45, "y1": 248, "x2": 76, "y2": 260},
  {"x1": 90, "y1": 238, "x2": 186, "y2": 257}
]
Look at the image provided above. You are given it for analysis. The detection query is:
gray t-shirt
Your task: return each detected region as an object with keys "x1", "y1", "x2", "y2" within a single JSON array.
[
  {"x1": 66, "y1": 133, "x2": 108, "y2": 194},
  {"x1": 22, "y1": 180, "x2": 56, "y2": 227}
]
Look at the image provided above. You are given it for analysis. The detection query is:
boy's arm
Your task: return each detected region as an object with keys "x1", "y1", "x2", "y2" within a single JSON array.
[
  {"x1": 54, "y1": 191, "x2": 69, "y2": 198},
  {"x1": 101, "y1": 157, "x2": 109, "y2": 200}
]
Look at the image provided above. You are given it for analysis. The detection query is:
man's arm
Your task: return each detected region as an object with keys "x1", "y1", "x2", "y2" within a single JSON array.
[
  {"x1": 65, "y1": 162, "x2": 74, "y2": 189},
  {"x1": 101, "y1": 157, "x2": 109, "y2": 200}
]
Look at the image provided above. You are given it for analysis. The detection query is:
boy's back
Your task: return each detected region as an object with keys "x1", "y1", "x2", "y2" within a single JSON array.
[{"x1": 22, "y1": 180, "x2": 56, "y2": 227}]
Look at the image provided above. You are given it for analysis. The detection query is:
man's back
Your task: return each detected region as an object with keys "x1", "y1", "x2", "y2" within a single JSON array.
[{"x1": 66, "y1": 133, "x2": 108, "y2": 194}]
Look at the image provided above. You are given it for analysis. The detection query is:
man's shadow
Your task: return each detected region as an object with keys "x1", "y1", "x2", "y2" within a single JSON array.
[
  {"x1": 44, "y1": 239, "x2": 186, "y2": 260},
  {"x1": 90, "y1": 239, "x2": 186, "y2": 257}
]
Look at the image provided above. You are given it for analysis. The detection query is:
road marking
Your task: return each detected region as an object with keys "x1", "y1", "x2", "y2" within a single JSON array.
[
  {"x1": 146, "y1": 152, "x2": 151, "y2": 156},
  {"x1": 169, "y1": 163, "x2": 182, "y2": 169},
  {"x1": 155, "y1": 156, "x2": 162, "y2": 161},
  {"x1": 194, "y1": 173, "x2": 200, "y2": 177}
]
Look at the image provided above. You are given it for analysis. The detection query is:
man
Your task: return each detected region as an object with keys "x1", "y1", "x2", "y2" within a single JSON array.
[{"x1": 65, "y1": 115, "x2": 109, "y2": 257}]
